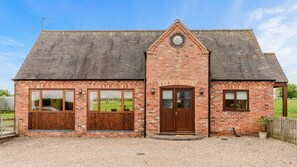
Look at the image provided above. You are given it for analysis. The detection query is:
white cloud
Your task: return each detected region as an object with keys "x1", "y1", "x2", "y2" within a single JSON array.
[
  {"x1": 246, "y1": 2, "x2": 297, "y2": 84},
  {"x1": 246, "y1": 8, "x2": 284, "y2": 23},
  {"x1": 0, "y1": 36, "x2": 24, "y2": 47}
]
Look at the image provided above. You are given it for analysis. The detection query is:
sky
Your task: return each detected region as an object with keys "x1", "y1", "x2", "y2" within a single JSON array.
[{"x1": 0, "y1": 0, "x2": 297, "y2": 93}]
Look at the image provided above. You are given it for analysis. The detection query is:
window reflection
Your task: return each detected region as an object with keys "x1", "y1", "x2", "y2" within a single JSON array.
[
  {"x1": 100, "y1": 90, "x2": 122, "y2": 112},
  {"x1": 42, "y1": 90, "x2": 63, "y2": 111}
]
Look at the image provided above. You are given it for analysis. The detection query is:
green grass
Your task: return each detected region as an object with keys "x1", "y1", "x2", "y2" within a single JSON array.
[
  {"x1": 92, "y1": 101, "x2": 133, "y2": 112},
  {"x1": 1, "y1": 112, "x2": 14, "y2": 119},
  {"x1": 0, "y1": 111, "x2": 14, "y2": 127},
  {"x1": 274, "y1": 99, "x2": 297, "y2": 118}
]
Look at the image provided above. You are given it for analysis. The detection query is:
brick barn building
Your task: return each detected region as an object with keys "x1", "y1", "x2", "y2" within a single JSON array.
[{"x1": 14, "y1": 20, "x2": 288, "y2": 137}]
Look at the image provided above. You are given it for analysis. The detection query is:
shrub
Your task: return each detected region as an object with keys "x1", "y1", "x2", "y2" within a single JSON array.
[{"x1": 256, "y1": 116, "x2": 273, "y2": 132}]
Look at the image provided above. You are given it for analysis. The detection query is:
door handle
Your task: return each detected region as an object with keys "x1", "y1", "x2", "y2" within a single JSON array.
[{"x1": 175, "y1": 112, "x2": 178, "y2": 116}]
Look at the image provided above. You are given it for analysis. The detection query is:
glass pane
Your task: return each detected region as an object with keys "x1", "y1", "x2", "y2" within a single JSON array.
[
  {"x1": 225, "y1": 92, "x2": 234, "y2": 100},
  {"x1": 185, "y1": 99, "x2": 191, "y2": 108},
  {"x1": 163, "y1": 100, "x2": 173, "y2": 108},
  {"x1": 42, "y1": 90, "x2": 63, "y2": 111},
  {"x1": 65, "y1": 91, "x2": 74, "y2": 110},
  {"x1": 237, "y1": 91, "x2": 247, "y2": 100},
  {"x1": 225, "y1": 100, "x2": 235, "y2": 109},
  {"x1": 177, "y1": 99, "x2": 184, "y2": 108},
  {"x1": 163, "y1": 91, "x2": 172, "y2": 99},
  {"x1": 100, "y1": 90, "x2": 122, "y2": 112},
  {"x1": 31, "y1": 91, "x2": 39, "y2": 110},
  {"x1": 162, "y1": 90, "x2": 173, "y2": 108},
  {"x1": 177, "y1": 91, "x2": 183, "y2": 99},
  {"x1": 124, "y1": 91, "x2": 133, "y2": 111},
  {"x1": 89, "y1": 91, "x2": 98, "y2": 111},
  {"x1": 185, "y1": 91, "x2": 191, "y2": 99},
  {"x1": 236, "y1": 100, "x2": 248, "y2": 110}
]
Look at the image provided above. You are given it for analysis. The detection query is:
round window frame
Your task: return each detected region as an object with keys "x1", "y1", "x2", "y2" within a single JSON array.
[{"x1": 170, "y1": 33, "x2": 186, "y2": 48}]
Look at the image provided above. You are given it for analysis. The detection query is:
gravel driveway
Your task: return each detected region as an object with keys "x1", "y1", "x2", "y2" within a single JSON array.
[{"x1": 0, "y1": 136, "x2": 297, "y2": 167}]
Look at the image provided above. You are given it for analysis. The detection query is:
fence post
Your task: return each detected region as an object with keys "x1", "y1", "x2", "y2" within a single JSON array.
[
  {"x1": 15, "y1": 117, "x2": 18, "y2": 135},
  {"x1": 281, "y1": 117, "x2": 284, "y2": 141}
]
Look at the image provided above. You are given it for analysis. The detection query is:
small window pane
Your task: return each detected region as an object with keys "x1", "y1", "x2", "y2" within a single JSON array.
[
  {"x1": 225, "y1": 93, "x2": 234, "y2": 100},
  {"x1": 237, "y1": 91, "x2": 247, "y2": 100},
  {"x1": 124, "y1": 91, "x2": 133, "y2": 111},
  {"x1": 185, "y1": 99, "x2": 191, "y2": 108},
  {"x1": 163, "y1": 100, "x2": 173, "y2": 108},
  {"x1": 185, "y1": 91, "x2": 191, "y2": 99},
  {"x1": 89, "y1": 91, "x2": 98, "y2": 111},
  {"x1": 163, "y1": 91, "x2": 172, "y2": 99},
  {"x1": 225, "y1": 100, "x2": 235, "y2": 109},
  {"x1": 177, "y1": 91, "x2": 183, "y2": 99},
  {"x1": 236, "y1": 100, "x2": 248, "y2": 110},
  {"x1": 177, "y1": 99, "x2": 184, "y2": 108},
  {"x1": 31, "y1": 91, "x2": 39, "y2": 110},
  {"x1": 42, "y1": 90, "x2": 63, "y2": 111},
  {"x1": 100, "y1": 90, "x2": 122, "y2": 112},
  {"x1": 162, "y1": 91, "x2": 172, "y2": 108},
  {"x1": 65, "y1": 91, "x2": 74, "y2": 110}
]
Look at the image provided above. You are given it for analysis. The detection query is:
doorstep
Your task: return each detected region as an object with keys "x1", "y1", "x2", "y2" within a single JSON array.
[{"x1": 151, "y1": 134, "x2": 204, "y2": 141}]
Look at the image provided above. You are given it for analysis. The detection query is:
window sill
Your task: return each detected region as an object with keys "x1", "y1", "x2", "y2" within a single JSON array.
[
  {"x1": 28, "y1": 130, "x2": 75, "y2": 132},
  {"x1": 87, "y1": 111, "x2": 134, "y2": 113},
  {"x1": 222, "y1": 110, "x2": 250, "y2": 112},
  {"x1": 29, "y1": 111, "x2": 75, "y2": 113},
  {"x1": 87, "y1": 130, "x2": 134, "y2": 133}
]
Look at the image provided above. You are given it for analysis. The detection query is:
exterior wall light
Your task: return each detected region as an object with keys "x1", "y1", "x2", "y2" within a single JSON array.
[
  {"x1": 79, "y1": 88, "x2": 83, "y2": 96},
  {"x1": 151, "y1": 87, "x2": 156, "y2": 95},
  {"x1": 199, "y1": 87, "x2": 205, "y2": 95}
]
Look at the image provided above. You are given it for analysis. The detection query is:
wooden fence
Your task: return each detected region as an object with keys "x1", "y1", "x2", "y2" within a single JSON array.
[{"x1": 268, "y1": 117, "x2": 297, "y2": 145}]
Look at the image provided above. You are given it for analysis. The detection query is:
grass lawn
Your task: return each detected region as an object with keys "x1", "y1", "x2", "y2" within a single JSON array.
[
  {"x1": 92, "y1": 101, "x2": 133, "y2": 112},
  {"x1": 0, "y1": 111, "x2": 15, "y2": 127},
  {"x1": 1, "y1": 112, "x2": 14, "y2": 119},
  {"x1": 274, "y1": 99, "x2": 297, "y2": 118}
]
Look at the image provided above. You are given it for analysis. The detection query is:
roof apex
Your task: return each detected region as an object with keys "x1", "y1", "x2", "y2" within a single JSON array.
[{"x1": 146, "y1": 19, "x2": 208, "y2": 52}]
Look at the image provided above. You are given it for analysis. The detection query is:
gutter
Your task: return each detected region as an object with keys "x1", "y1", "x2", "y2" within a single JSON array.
[
  {"x1": 208, "y1": 50, "x2": 212, "y2": 137},
  {"x1": 144, "y1": 52, "x2": 147, "y2": 138}
]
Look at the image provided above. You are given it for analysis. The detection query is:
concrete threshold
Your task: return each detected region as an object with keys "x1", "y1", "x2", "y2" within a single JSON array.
[{"x1": 151, "y1": 135, "x2": 204, "y2": 141}]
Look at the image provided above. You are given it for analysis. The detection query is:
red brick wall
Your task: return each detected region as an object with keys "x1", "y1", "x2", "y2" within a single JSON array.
[
  {"x1": 15, "y1": 80, "x2": 144, "y2": 137},
  {"x1": 211, "y1": 81, "x2": 274, "y2": 135},
  {"x1": 146, "y1": 21, "x2": 209, "y2": 135}
]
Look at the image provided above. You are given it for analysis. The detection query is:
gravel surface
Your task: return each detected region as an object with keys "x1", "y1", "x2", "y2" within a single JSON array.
[{"x1": 0, "y1": 136, "x2": 297, "y2": 167}]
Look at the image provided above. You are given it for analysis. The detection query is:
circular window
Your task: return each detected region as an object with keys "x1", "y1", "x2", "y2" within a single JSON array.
[{"x1": 170, "y1": 33, "x2": 185, "y2": 48}]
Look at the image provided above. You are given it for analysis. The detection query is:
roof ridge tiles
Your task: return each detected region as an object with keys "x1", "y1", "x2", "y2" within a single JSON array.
[{"x1": 41, "y1": 29, "x2": 253, "y2": 33}]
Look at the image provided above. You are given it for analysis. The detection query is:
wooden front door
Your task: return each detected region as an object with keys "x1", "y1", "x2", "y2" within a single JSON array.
[{"x1": 160, "y1": 87, "x2": 194, "y2": 133}]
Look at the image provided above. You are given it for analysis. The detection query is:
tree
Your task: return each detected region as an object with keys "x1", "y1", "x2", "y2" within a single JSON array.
[
  {"x1": 278, "y1": 83, "x2": 297, "y2": 99},
  {"x1": 0, "y1": 89, "x2": 11, "y2": 96},
  {"x1": 288, "y1": 83, "x2": 297, "y2": 99}
]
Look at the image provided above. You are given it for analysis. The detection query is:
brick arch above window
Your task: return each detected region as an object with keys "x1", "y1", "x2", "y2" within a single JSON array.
[{"x1": 158, "y1": 80, "x2": 197, "y2": 87}]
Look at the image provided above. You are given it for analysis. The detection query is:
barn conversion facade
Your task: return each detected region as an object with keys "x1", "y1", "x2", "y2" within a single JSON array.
[{"x1": 14, "y1": 20, "x2": 288, "y2": 137}]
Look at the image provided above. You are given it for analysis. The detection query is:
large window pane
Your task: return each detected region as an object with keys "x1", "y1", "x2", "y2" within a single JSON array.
[
  {"x1": 31, "y1": 91, "x2": 39, "y2": 110},
  {"x1": 100, "y1": 90, "x2": 122, "y2": 112},
  {"x1": 124, "y1": 91, "x2": 133, "y2": 111},
  {"x1": 42, "y1": 90, "x2": 63, "y2": 111},
  {"x1": 65, "y1": 91, "x2": 74, "y2": 110},
  {"x1": 162, "y1": 90, "x2": 172, "y2": 108},
  {"x1": 89, "y1": 91, "x2": 98, "y2": 111}
]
